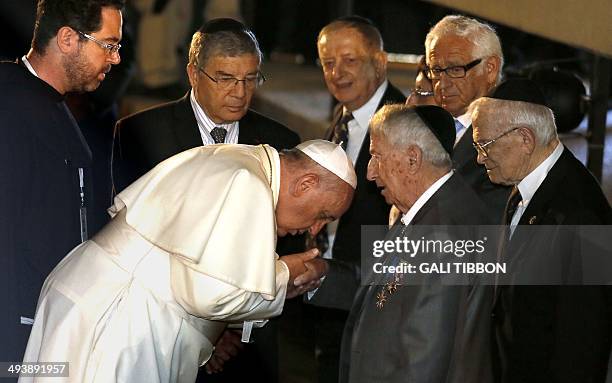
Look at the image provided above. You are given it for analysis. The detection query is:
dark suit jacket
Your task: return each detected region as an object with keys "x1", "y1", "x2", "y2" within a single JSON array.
[
  {"x1": 453, "y1": 125, "x2": 512, "y2": 222},
  {"x1": 112, "y1": 92, "x2": 300, "y2": 192},
  {"x1": 308, "y1": 81, "x2": 406, "y2": 310},
  {"x1": 340, "y1": 173, "x2": 495, "y2": 383},
  {"x1": 493, "y1": 147, "x2": 612, "y2": 383},
  {"x1": 0, "y1": 61, "x2": 92, "y2": 362}
]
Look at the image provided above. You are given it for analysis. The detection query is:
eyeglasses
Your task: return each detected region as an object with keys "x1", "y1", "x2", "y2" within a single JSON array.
[
  {"x1": 472, "y1": 127, "x2": 520, "y2": 157},
  {"x1": 77, "y1": 30, "x2": 121, "y2": 55},
  {"x1": 199, "y1": 69, "x2": 266, "y2": 90},
  {"x1": 426, "y1": 58, "x2": 482, "y2": 80}
]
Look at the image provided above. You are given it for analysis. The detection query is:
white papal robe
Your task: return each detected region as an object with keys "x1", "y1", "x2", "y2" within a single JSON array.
[{"x1": 20, "y1": 144, "x2": 289, "y2": 383}]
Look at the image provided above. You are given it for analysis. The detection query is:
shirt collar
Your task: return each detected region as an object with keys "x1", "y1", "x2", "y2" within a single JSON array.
[
  {"x1": 456, "y1": 111, "x2": 471, "y2": 130},
  {"x1": 401, "y1": 170, "x2": 454, "y2": 226},
  {"x1": 189, "y1": 89, "x2": 238, "y2": 140},
  {"x1": 21, "y1": 55, "x2": 39, "y2": 77},
  {"x1": 347, "y1": 80, "x2": 388, "y2": 130},
  {"x1": 517, "y1": 142, "x2": 564, "y2": 205}
]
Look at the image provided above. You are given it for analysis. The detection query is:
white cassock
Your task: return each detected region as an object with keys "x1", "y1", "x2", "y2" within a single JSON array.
[{"x1": 20, "y1": 144, "x2": 289, "y2": 383}]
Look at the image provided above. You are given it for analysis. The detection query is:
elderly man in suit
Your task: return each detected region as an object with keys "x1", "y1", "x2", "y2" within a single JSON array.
[
  {"x1": 337, "y1": 104, "x2": 493, "y2": 383},
  {"x1": 470, "y1": 79, "x2": 612, "y2": 383},
  {"x1": 112, "y1": 18, "x2": 299, "y2": 192},
  {"x1": 112, "y1": 17, "x2": 300, "y2": 383},
  {"x1": 424, "y1": 15, "x2": 510, "y2": 218},
  {"x1": 302, "y1": 15, "x2": 405, "y2": 383}
]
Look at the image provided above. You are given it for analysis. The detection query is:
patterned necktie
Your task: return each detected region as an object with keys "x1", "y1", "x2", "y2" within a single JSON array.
[
  {"x1": 332, "y1": 111, "x2": 354, "y2": 150},
  {"x1": 210, "y1": 127, "x2": 227, "y2": 144},
  {"x1": 503, "y1": 186, "x2": 522, "y2": 225}
]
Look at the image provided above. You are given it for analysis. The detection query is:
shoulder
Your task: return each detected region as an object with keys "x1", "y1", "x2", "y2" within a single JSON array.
[
  {"x1": 242, "y1": 109, "x2": 301, "y2": 146},
  {"x1": 118, "y1": 96, "x2": 186, "y2": 127},
  {"x1": 382, "y1": 81, "x2": 407, "y2": 104}
]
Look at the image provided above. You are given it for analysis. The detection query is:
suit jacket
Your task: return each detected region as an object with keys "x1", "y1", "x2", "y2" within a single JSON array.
[
  {"x1": 112, "y1": 92, "x2": 300, "y2": 192},
  {"x1": 493, "y1": 147, "x2": 612, "y2": 383},
  {"x1": 340, "y1": 173, "x2": 495, "y2": 383},
  {"x1": 308, "y1": 81, "x2": 406, "y2": 310},
  {"x1": 453, "y1": 125, "x2": 512, "y2": 222},
  {"x1": 0, "y1": 61, "x2": 92, "y2": 362}
]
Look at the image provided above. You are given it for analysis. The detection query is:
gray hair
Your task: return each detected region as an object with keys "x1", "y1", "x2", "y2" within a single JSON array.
[
  {"x1": 188, "y1": 28, "x2": 262, "y2": 69},
  {"x1": 370, "y1": 104, "x2": 452, "y2": 169},
  {"x1": 425, "y1": 15, "x2": 504, "y2": 84},
  {"x1": 318, "y1": 16, "x2": 384, "y2": 52},
  {"x1": 468, "y1": 97, "x2": 558, "y2": 146}
]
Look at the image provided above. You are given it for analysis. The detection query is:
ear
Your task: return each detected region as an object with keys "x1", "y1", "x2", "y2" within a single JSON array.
[
  {"x1": 186, "y1": 63, "x2": 199, "y2": 89},
  {"x1": 292, "y1": 173, "x2": 319, "y2": 197},
  {"x1": 374, "y1": 51, "x2": 388, "y2": 79},
  {"x1": 517, "y1": 127, "x2": 536, "y2": 154},
  {"x1": 405, "y1": 145, "x2": 423, "y2": 174},
  {"x1": 484, "y1": 55, "x2": 501, "y2": 87},
  {"x1": 56, "y1": 26, "x2": 80, "y2": 54}
]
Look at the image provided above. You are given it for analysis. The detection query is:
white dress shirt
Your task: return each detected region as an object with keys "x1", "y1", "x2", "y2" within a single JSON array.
[
  {"x1": 190, "y1": 89, "x2": 239, "y2": 145},
  {"x1": 510, "y1": 142, "x2": 564, "y2": 234}
]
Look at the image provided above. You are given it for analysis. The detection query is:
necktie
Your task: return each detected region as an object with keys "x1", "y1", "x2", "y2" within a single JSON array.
[
  {"x1": 454, "y1": 119, "x2": 464, "y2": 134},
  {"x1": 332, "y1": 111, "x2": 354, "y2": 150},
  {"x1": 503, "y1": 186, "x2": 522, "y2": 225},
  {"x1": 210, "y1": 127, "x2": 227, "y2": 144}
]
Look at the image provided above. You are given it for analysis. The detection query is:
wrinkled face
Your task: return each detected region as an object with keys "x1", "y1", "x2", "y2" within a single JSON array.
[
  {"x1": 276, "y1": 180, "x2": 353, "y2": 237},
  {"x1": 427, "y1": 34, "x2": 495, "y2": 117},
  {"x1": 188, "y1": 54, "x2": 260, "y2": 124},
  {"x1": 65, "y1": 7, "x2": 122, "y2": 92},
  {"x1": 318, "y1": 27, "x2": 385, "y2": 111},
  {"x1": 472, "y1": 109, "x2": 526, "y2": 185},
  {"x1": 367, "y1": 133, "x2": 410, "y2": 211}
]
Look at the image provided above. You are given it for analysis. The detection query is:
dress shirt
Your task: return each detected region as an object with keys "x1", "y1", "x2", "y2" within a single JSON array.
[
  {"x1": 401, "y1": 171, "x2": 454, "y2": 226},
  {"x1": 510, "y1": 142, "x2": 564, "y2": 232},
  {"x1": 454, "y1": 112, "x2": 472, "y2": 146},
  {"x1": 190, "y1": 89, "x2": 239, "y2": 145},
  {"x1": 323, "y1": 80, "x2": 389, "y2": 260}
]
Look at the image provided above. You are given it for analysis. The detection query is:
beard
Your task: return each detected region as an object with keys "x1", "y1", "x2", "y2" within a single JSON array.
[{"x1": 62, "y1": 48, "x2": 107, "y2": 93}]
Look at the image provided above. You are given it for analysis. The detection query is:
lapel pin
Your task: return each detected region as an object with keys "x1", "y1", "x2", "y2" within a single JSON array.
[{"x1": 528, "y1": 216, "x2": 537, "y2": 224}]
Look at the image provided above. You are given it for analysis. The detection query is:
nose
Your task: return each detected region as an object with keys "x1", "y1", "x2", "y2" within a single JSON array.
[
  {"x1": 308, "y1": 221, "x2": 327, "y2": 236},
  {"x1": 437, "y1": 72, "x2": 453, "y2": 89},
  {"x1": 110, "y1": 50, "x2": 121, "y2": 65},
  {"x1": 230, "y1": 80, "x2": 246, "y2": 98},
  {"x1": 476, "y1": 149, "x2": 486, "y2": 165},
  {"x1": 366, "y1": 157, "x2": 377, "y2": 181}
]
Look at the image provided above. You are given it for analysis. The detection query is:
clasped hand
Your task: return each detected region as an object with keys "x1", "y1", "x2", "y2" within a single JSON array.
[{"x1": 280, "y1": 248, "x2": 329, "y2": 298}]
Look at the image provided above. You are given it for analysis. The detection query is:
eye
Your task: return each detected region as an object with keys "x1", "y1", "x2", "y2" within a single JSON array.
[{"x1": 322, "y1": 60, "x2": 334, "y2": 70}]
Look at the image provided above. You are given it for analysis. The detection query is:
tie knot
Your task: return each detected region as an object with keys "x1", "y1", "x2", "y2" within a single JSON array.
[
  {"x1": 454, "y1": 119, "x2": 464, "y2": 134},
  {"x1": 210, "y1": 127, "x2": 227, "y2": 144},
  {"x1": 340, "y1": 111, "x2": 354, "y2": 125},
  {"x1": 504, "y1": 186, "x2": 523, "y2": 224}
]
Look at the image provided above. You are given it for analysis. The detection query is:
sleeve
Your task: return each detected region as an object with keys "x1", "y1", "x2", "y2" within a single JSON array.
[
  {"x1": 170, "y1": 256, "x2": 289, "y2": 321},
  {"x1": 306, "y1": 259, "x2": 360, "y2": 311}
]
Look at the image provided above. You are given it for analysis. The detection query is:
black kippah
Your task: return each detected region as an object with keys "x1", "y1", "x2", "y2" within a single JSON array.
[
  {"x1": 199, "y1": 18, "x2": 247, "y2": 34},
  {"x1": 491, "y1": 78, "x2": 548, "y2": 107},
  {"x1": 413, "y1": 105, "x2": 456, "y2": 156}
]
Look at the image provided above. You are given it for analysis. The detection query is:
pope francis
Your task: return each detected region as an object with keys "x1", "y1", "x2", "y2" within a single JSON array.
[{"x1": 20, "y1": 140, "x2": 356, "y2": 383}]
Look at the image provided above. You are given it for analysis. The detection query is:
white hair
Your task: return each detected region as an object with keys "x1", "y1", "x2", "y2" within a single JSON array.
[
  {"x1": 425, "y1": 15, "x2": 504, "y2": 84},
  {"x1": 469, "y1": 97, "x2": 558, "y2": 146},
  {"x1": 370, "y1": 104, "x2": 452, "y2": 169}
]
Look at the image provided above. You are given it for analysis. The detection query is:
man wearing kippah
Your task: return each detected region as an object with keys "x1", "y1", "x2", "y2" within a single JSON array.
[
  {"x1": 21, "y1": 140, "x2": 355, "y2": 383},
  {"x1": 470, "y1": 79, "x2": 612, "y2": 383},
  {"x1": 336, "y1": 105, "x2": 493, "y2": 383}
]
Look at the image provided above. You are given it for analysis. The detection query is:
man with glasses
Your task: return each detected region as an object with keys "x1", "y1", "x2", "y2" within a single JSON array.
[
  {"x1": 0, "y1": 0, "x2": 124, "y2": 365},
  {"x1": 112, "y1": 18, "x2": 299, "y2": 192},
  {"x1": 112, "y1": 17, "x2": 299, "y2": 383},
  {"x1": 470, "y1": 78, "x2": 612, "y2": 383},
  {"x1": 425, "y1": 15, "x2": 510, "y2": 218},
  {"x1": 302, "y1": 16, "x2": 405, "y2": 383}
]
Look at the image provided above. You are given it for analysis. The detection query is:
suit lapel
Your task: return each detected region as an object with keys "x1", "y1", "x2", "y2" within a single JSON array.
[
  {"x1": 452, "y1": 126, "x2": 474, "y2": 169},
  {"x1": 173, "y1": 92, "x2": 204, "y2": 151}
]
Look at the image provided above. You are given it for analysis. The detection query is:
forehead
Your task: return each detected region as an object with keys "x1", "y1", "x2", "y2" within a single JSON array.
[
  {"x1": 318, "y1": 27, "x2": 370, "y2": 56},
  {"x1": 472, "y1": 105, "x2": 499, "y2": 138},
  {"x1": 370, "y1": 132, "x2": 390, "y2": 152},
  {"x1": 204, "y1": 54, "x2": 260, "y2": 73},
  {"x1": 98, "y1": 7, "x2": 122, "y2": 40},
  {"x1": 427, "y1": 34, "x2": 475, "y2": 66}
]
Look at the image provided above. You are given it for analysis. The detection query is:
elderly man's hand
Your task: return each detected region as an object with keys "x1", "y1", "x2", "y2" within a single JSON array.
[
  {"x1": 205, "y1": 329, "x2": 244, "y2": 374},
  {"x1": 281, "y1": 248, "x2": 324, "y2": 298}
]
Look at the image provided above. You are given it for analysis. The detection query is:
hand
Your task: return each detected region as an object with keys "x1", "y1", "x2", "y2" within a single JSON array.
[
  {"x1": 205, "y1": 329, "x2": 244, "y2": 374},
  {"x1": 294, "y1": 257, "x2": 329, "y2": 287},
  {"x1": 280, "y1": 248, "x2": 319, "y2": 298}
]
